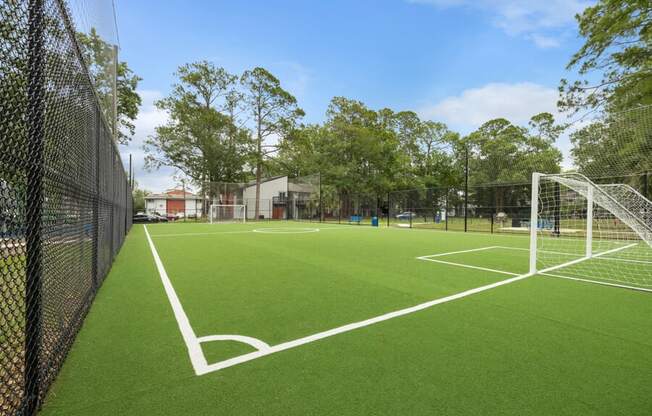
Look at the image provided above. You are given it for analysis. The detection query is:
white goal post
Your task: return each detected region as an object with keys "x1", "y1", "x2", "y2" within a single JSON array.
[
  {"x1": 209, "y1": 204, "x2": 246, "y2": 224},
  {"x1": 529, "y1": 172, "x2": 652, "y2": 292}
]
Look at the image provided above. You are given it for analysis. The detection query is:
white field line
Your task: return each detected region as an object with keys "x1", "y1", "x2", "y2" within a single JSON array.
[
  {"x1": 143, "y1": 234, "x2": 534, "y2": 376},
  {"x1": 537, "y1": 242, "x2": 638, "y2": 275},
  {"x1": 496, "y1": 245, "x2": 649, "y2": 263},
  {"x1": 201, "y1": 271, "x2": 533, "y2": 374},
  {"x1": 388, "y1": 225, "x2": 639, "y2": 247},
  {"x1": 594, "y1": 256, "x2": 652, "y2": 265},
  {"x1": 152, "y1": 230, "x2": 257, "y2": 238},
  {"x1": 143, "y1": 226, "x2": 207, "y2": 374},
  {"x1": 523, "y1": 242, "x2": 652, "y2": 293},
  {"x1": 417, "y1": 246, "x2": 500, "y2": 258},
  {"x1": 416, "y1": 246, "x2": 521, "y2": 276},
  {"x1": 417, "y1": 258, "x2": 520, "y2": 277},
  {"x1": 541, "y1": 272, "x2": 652, "y2": 293},
  {"x1": 150, "y1": 226, "x2": 372, "y2": 238},
  {"x1": 197, "y1": 335, "x2": 271, "y2": 351}
]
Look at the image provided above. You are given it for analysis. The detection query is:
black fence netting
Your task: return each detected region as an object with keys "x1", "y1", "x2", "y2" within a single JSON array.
[
  {"x1": 0, "y1": 1, "x2": 132, "y2": 414},
  {"x1": 388, "y1": 172, "x2": 650, "y2": 234}
]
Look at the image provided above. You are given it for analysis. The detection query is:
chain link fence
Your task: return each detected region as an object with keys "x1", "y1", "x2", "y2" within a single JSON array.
[
  {"x1": 0, "y1": 0, "x2": 132, "y2": 414},
  {"x1": 388, "y1": 172, "x2": 650, "y2": 233}
]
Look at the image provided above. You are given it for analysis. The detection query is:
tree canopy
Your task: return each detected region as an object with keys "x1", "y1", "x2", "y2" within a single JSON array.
[
  {"x1": 77, "y1": 28, "x2": 141, "y2": 144},
  {"x1": 559, "y1": 0, "x2": 652, "y2": 114}
]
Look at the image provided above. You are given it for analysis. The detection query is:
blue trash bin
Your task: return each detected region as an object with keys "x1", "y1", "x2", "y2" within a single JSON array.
[{"x1": 371, "y1": 216, "x2": 379, "y2": 227}]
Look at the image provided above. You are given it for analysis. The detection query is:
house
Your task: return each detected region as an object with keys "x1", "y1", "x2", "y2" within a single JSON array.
[
  {"x1": 145, "y1": 189, "x2": 203, "y2": 218},
  {"x1": 208, "y1": 176, "x2": 318, "y2": 220}
]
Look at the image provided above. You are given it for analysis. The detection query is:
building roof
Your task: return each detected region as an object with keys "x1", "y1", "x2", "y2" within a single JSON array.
[
  {"x1": 244, "y1": 175, "x2": 287, "y2": 188},
  {"x1": 145, "y1": 188, "x2": 202, "y2": 200}
]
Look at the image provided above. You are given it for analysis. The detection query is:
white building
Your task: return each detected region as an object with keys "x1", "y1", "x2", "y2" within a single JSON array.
[
  {"x1": 242, "y1": 176, "x2": 288, "y2": 219},
  {"x1": 144, "y1": 189, "x2": 203, "y2": 219}
]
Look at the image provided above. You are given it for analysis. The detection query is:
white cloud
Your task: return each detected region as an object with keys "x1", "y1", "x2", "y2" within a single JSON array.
[
  {"x1": 407, "y1": 0, "x2": 591, "y2": 47},
  {"x1": 419, "y1": 82, "x2": 559, "y2": 128},
  {"x1": 418, "y1": 81, "x2": 575, "y2": 166},
  {"x1": 530, "y1": 33, "x2": 561, "y2": 49},
  {"x1": 118, "y1": 89, "x2": 176, "y2": 193}
]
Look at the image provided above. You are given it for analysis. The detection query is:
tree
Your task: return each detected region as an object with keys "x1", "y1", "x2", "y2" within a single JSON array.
[
  {"x1": 240, "y1": 67, "x2": 304, "y2": 218},
  {"x1": 559, "y1": 0, "x2": 652, "y2": 114},
  {"x1": 145, "y1": 61, "x2": 252, "y2": 185},
  {"x1": 465, "y1": 114, "x2": 563, "y2": 210},
  {"x1": 569, "y1": 107, "x2": 652, "y2": 179},
  {"x1": 132, "y1": 186, "x2": 150, "y2": 214},
  {"x1": 77, "y1": 28, "x2": 141, "y2": 144}
]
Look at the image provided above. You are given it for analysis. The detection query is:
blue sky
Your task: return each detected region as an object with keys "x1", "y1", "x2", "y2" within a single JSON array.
[{"x1": 113, "y1": 0, "x2": 593, "y2": 191}]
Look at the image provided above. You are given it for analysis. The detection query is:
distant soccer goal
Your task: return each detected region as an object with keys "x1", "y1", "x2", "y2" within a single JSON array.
[
  {"x1": 529, "y1": 172, "x2": 652, "y2": 292},
  {"x1": 209, "y1": 204, "x2": 246, "y2": 224}
]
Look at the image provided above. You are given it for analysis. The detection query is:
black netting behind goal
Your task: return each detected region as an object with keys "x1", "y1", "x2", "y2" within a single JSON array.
[{"x1": 0, "y1": 1, "x2": 132, "y2": 414}]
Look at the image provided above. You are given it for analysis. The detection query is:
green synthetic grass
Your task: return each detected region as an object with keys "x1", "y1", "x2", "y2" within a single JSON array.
[{"x1": 40, "y1": 222, "x2": 652, "y2": 415}]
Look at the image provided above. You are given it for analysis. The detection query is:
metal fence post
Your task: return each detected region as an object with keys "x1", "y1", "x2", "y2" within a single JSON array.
[
  {"x1": 319, "y1": 172, "x2": 323, "y2": 223},
  {"x1": 92, "y1": 108, "x2": 101, "y2": 289},
  {"x1": 445, "y1": 190, "x2": 449, "y2": 231},
  {"x1": 464, "y1": 145, "x2": 469, "y2": 233},
  {"x1": 338, "y1": 194, "x2": 341, "y2": 224},
  {"x1": 387, "y1": 192, "x2": 390, "y2": 227},
  {"x1": 25, "y1": 0, "x2": 45, "y2": 413}
]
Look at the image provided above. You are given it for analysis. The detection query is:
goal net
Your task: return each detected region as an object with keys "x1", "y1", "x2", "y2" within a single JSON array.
[
  {"x1": 530, "y1": 172, "x2": 652, "y2": 291},
  {"x1": 209, "y1": 204, "x2": 246, "y2": 224}
]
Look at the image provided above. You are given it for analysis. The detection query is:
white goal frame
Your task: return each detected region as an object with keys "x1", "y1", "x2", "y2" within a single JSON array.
[
  {"x1": 209, "y1": 204, "x2": 246, "y2": 224},
  {"x1": 529, "y1": 172, "x2": 652, "y2": 292}
]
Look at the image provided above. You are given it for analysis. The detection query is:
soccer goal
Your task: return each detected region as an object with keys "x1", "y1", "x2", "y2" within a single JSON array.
[
  {"x1": 529, "y1": 172, "x2": 652, "y2": 291},
  {"x1": 209, "y1": 204, "x2": 246, "y2": 224}
]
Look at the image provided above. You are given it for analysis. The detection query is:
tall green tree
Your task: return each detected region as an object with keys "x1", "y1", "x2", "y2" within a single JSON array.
[
  {"x1": 559, "y1": 0, "x2": 652, "y2": 114},
  {"x1": 77, "y1": 28, "x2": 141, "y2": 144},
  {"x1": 465, "y1": 113, "x2": 563, "y2": 210},
  {"x1": 241, "y1": 67, "x2": 304, "y2": 217},
  {"x1": 145, "y1": 61, "x2": 252, "y2": 184}
]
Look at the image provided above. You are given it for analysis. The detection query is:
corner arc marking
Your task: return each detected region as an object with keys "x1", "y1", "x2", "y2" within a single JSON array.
[{"x1": 197, "y1": 335, "x2": 271, "y2": 352}]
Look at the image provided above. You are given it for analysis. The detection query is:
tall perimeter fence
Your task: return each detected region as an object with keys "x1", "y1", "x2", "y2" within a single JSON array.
[
  {"x1": 291, "y1": 172, "x2": 651, "y2": 232},
  {"x1": 0, "y1": 0, "x2": 132, "y2": 414},
  {"x1": 387, "y1": 172, "x2": 650, "y2": 233}
]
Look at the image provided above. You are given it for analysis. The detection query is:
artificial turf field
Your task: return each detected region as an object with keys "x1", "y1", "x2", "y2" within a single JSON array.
[{"x1": 40, "y1": 222, "x2": 651, "y2": 415}]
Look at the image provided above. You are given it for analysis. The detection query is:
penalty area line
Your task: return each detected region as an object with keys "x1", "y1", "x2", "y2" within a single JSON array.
[
  {"x1": 200, "y1": 270, "x2": 533, "y2": 374},
  {"x1": 144, "y1": 234, "x2": 534, "y2": 376}
]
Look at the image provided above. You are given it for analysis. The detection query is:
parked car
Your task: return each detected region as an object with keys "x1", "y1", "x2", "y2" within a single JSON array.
[
  {"x1": 154, "y1": 213, "x2": 169, "y2": 222},
  {"x1": 133, "y1": 213, "x2": 168, "y2": 223},
  {"x1": 395, "y1": 211, "x2": 416, "y2": 220},
  {"x1": 133, "y1": 213, "x2": 158, "y2": 223}
]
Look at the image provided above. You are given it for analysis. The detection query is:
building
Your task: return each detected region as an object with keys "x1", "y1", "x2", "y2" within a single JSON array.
[
  {"x1": 145, "y1": 188, "x2": 203, "y2": 219},
  {"x1": 242, "y1": 176, "x2": 288, "y2": 219},
  {"x1": 209, "y1": 176, "x2": 318, "y2": 220}
]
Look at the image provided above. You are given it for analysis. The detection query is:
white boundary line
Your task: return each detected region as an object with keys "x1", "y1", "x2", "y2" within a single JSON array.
[
  {"x1": 150, "y1": 225, "x2": 373, "y2": 238},
  {"x1": 417, "y1": 257, "x2": 520, "y2": 277},
  {"x1": 416, "y1": 247, "x2": 521, "y2": 276},
  {"x1": 388, "y1": 224, "x2": 641, "y2": 247},
  {"x1": 498, "y1": 245, "x2": 652, "y2": 265},
  {"x1": 253, "y1": 227, "x2": 319, "y2": 234},
  {"x1": 143, "y1": 225, "x2": 208, "y2": 373},
  {"x1": 417, "y1": 246, "x2": 499, "y2": 258},
  {"x1": 144, "y1": 229, "x2": 648, "y2": 377},
  {"x1": 143, "y1": 231, "x2": 534, "y2": 376},
  {"x1": 541, "y1": 272, "x2": 652, "y2": 293},
  {"x1": 152, "y1": 230, "x2": 258, "y2": 238}
]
